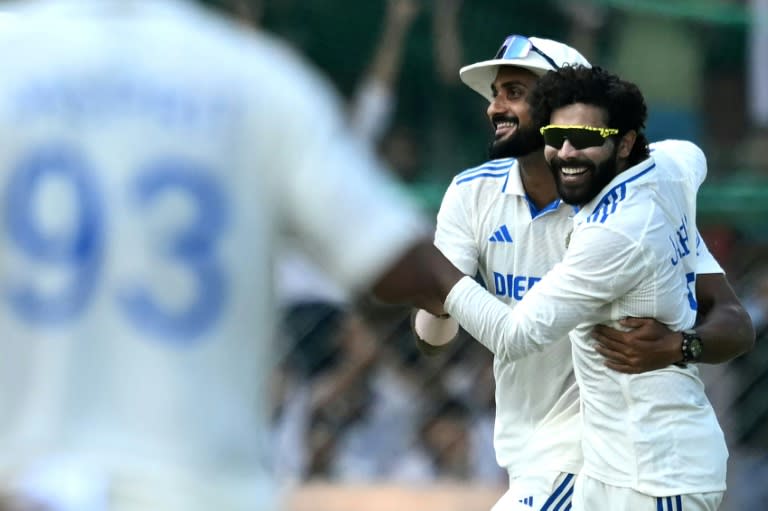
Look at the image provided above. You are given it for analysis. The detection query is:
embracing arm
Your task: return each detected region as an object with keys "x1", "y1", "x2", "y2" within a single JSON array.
[
  {"x1": 592, "y1": 272, "x2": 755, "y2": 373},
  {"x1": 444, "y1": 226, "x2": 643, "y2": 359},
  {"x1": 692, "y1": 272, "x2": 755, "y2": 361}
]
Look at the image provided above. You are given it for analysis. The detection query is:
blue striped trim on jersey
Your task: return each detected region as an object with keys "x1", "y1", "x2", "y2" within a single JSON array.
[
  {"x1": 585, "y1": 162, "x2": 656, "y2": 224},
  {"x1": 656, "y1": 495, "x2": 683, "y2": 511},
  {"x1": 527, "y1": 196, "x2": 562, "y2": 219},
  {"x1": 695, "y1": 231, "x2": 703, "y2": 256},
  {"x1": 454, "y1": 158, "x2": 514, "y2": 185},
  {"x1": 455, "y1": 158, "x2": 515, "y2": 179},
  {"x1": 541, "y1": 473, "x2": 575, "y2": 511}
]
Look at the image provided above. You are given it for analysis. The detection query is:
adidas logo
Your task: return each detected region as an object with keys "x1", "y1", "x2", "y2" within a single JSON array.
[
  {"x1": 489, "y1": 224, "x2": 513, "y2": 243},
  {"x1": 518, "y1": 496, "x2": 534, "y2": 507}
]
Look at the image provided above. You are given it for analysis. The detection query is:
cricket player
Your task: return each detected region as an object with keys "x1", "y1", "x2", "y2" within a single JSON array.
[
  {"x1": 414, "y1": 35, "x2": 753, "y2": 511},
  {"x1": 441, "y1": 65, "x2": 751, "y2": 510},
  {"x1": 0, "y1": 1, "x2": 454, "y2": 510}
]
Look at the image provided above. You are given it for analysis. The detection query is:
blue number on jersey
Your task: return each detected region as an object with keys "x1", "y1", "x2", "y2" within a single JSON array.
[
  {"x1": 118, "y1": 161, "x2": 228, "y2": 343},
  {"x1": 5, "y1": 146, "x2": 103, "y2": 323},
  {"x1": 4, "y1": 145, "x2": 229, "y2": 344},
  {"x1": 685, "y1": 272, "x2": 698, "y2": 311}
]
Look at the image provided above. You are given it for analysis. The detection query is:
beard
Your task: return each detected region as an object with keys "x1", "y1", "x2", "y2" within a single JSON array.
[
  {"x1": 487, "y1": 120, "x2": 545, "y2": 159},
  {"x1": 549, "y1": 147, "x2": 619, "y2": 206}
]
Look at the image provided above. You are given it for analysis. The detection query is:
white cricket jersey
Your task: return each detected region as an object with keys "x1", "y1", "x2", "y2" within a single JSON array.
[
  {"x1": 435, "y1": 158, "x2": 582, "y2": 477},
  {"x1": 446, "y1": 140, "x2": 728, "y2": 496},
  {"x1": 0, "y1": 1, "x2": 429, "y2": 510}
]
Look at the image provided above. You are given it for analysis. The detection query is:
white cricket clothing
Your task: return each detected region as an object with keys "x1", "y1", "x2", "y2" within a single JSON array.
[
  {"x1": 574, "y1": 473, "x2": 723, "y2": 511},
  {"x1": 431, "y1": 141, "x2": 722, "y2": 483},
  {"x1": 0, "y1": 1, "x2": 430, "y2": 510},
  {"x1": 491, "y1": 471, "x2": 576, "y2": 511},
  {"x1": 435, "y1": 157, "x2": 582, "y2": 477},
  {"x1": 446, "y1": 140, "x2": 728, "y2": 496}
]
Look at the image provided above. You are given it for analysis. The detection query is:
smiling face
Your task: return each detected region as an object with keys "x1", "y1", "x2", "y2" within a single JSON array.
[
  {"x1": 486, "y1": 66, "x2": 544, "y2": 159},
  {"x1": 544, "y1": 103, "x2": 634, "y2": 206}
]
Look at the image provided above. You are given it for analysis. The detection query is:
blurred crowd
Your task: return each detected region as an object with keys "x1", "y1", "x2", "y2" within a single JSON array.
[
  {"x1": 218, "y1": 0, "x2": 768, "y2": 507},
  {"x1": 267, "y1": 0, "x2": 498, "y2": 486}
]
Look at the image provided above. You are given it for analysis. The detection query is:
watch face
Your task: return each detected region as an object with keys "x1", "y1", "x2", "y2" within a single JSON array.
[{"x1": 690, "y1": 338, "x2": 703, "y2": 359}]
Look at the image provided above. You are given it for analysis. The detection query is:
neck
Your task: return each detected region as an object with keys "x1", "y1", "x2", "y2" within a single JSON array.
[{"x1": 517, "y1": 151, "x2": 558, "y2": 208}]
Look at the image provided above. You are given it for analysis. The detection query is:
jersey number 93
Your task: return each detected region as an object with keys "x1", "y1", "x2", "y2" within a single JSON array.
[{"x1": 4, "y1": 144, "x2": 229, "y2": 346}]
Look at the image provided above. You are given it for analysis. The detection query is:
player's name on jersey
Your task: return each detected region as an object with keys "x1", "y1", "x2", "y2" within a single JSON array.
[{"x1": 13, "y1": 75, "x2": 239, "y2": 132}]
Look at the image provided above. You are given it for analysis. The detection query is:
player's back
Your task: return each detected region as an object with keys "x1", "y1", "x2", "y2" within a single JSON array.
[{"x1": 0, "y1": 1, "x2": 357, "y2": 509}]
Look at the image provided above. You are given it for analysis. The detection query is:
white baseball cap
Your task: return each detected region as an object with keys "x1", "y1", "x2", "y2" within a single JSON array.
[{"x1": 459, "y1": 35, "x2": 591, "y2": 103}]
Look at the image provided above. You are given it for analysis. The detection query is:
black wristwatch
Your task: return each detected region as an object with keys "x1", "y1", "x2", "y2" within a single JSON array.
[{"x1": 680, "y1": 328, "x2": 703, "y2": 364}]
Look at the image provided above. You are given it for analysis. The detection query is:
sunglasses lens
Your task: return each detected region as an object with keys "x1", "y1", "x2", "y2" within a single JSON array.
[
  {"x1": 495, "y1": 35, "x2": 532, "y2": 60},
  {"x1": 567, "y1": 130, "x2": 605, "y2": 149},
  {"x1": 543, "y1": 128, "x2": 606, "y2": 149},
  {"x1": 542, "y1": 128, "x2": 567, "y2": 148}
]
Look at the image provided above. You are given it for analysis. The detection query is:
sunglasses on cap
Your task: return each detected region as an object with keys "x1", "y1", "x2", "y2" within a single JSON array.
[
  {"x1": 494, "y1": 35, "x2": 560, "y2": 71},
  {"x1": 539, "y1": 125, "x2": 620, "y2": 149}
]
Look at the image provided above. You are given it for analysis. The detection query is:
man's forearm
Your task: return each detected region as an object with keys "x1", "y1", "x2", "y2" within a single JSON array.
[
  {"x1": 444, "y1": 276, "x2": 558, "y2": 359},
  {"x1": 693, "y1": 273, "x2": 755, "y2": 363},
  {"x1": 694, "y1": 303, "x2": 755, "y2": 363}
]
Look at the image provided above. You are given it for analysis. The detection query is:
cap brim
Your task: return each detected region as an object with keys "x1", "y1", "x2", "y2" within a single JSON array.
[{"x1": 459, "y1": 58, "x2": 554, "y2": 103}]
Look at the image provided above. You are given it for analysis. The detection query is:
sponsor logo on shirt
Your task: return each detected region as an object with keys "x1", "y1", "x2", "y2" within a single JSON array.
[
  {"x1": 492, "y1": 272, "x2": 541, "y2": 300},
  {"x1": 489, "y1": 224, "x2": 513, "y2": 243}
]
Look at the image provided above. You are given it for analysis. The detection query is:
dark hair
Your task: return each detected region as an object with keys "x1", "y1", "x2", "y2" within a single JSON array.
[{"x1": 529, "y1": 65, "x2": 650, "y2": 166}]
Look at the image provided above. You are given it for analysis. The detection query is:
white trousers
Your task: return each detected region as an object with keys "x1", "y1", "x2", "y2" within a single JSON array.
[
  {"x1": 573, "y1": 473, "x2": 724, "y2": 511},
  {"x1": 491, "y1": 471, "x2": 575, "y2": 511}
]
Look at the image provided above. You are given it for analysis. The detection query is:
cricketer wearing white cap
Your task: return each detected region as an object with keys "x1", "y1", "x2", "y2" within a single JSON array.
[
  {"x1": 459, "y1": 35, "x2": 591, "y2": 102},
  {"x1": 413, "y1": 35, "x2": 752, "y2": 511}
]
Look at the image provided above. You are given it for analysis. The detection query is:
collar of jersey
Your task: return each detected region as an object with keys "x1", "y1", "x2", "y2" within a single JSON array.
[
  {"x1": 504, "y1": 160, "x2": 568, "y2": 219},
  {"x1": 574, "y1": 156, "x2": 656, "y2": 221}
]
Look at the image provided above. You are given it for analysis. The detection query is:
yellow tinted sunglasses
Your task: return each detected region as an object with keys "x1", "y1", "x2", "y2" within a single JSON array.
[{"x1": 540, "y1": 125, "x2": 619, "y2": 149}]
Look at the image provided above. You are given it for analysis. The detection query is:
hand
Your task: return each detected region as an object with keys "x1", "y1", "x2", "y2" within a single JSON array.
[{"x1": 592, "y1": 318, "x2": 682, "y2": 374}]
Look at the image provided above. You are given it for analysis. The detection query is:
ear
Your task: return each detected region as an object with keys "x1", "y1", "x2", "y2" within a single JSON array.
[{"x1": 617, "y1": 130, "x2": 637, "y2": 159}]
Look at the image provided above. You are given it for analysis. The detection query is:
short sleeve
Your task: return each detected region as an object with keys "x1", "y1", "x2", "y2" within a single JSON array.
[
  {"x1": 695, "y1": 229, "x2": 724, "y2": 275},
  {"x1": 434, "y1": 181, "x2": 480, "y2": 276}
]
